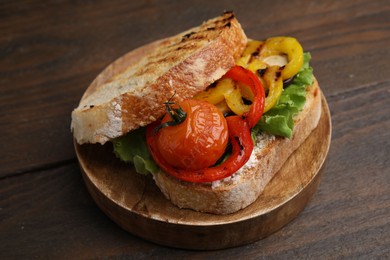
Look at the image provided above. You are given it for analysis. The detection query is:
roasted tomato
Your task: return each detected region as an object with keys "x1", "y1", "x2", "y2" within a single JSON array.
[{"x1": 155, "y1": 99, "x2": 228, "y2": 171}]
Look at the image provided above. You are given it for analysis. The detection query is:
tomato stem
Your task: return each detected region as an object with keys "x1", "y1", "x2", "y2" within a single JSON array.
[{"x1": 154, "y1": 93, "x2": 187, "y2": 134}]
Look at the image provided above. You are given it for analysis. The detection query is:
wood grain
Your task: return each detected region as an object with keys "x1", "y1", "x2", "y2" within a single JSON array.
[
  {"x1": 74, "y1": 94, "x2": 331, "y2": 250},
  {"x1": 1, "y1": 0, "x2": 388, "y2": 176},
  {"x1": 0, "y1": 0, "x2": 389, "y2": 258}
]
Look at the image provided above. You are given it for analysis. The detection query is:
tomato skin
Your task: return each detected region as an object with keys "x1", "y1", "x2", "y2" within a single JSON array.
[
  {"x1": 147, "y1": 115, "x2": 253, "y2": 183},
  {"x1": 146, "y1": 67, "x2": 264, "y2": 183},
  {"x1": 155, "y1": 99, "x2": 228, "y2": 171}
]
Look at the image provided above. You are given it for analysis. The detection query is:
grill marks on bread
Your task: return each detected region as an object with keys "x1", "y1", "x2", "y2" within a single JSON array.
[
  {"x1": 71, "y1": 12, "x2": 247, "y2": 144},
  {"x1": 135, "y1": 12, "x2": 237, "y2": 77}
]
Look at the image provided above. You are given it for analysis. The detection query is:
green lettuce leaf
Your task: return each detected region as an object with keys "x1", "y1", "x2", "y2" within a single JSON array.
[
  {"x1": 112, "y1": 128, "x2": 159, "y2": 175},
  {"x1": 253, "y1": 52, "x2": 314, "y2": 138}
]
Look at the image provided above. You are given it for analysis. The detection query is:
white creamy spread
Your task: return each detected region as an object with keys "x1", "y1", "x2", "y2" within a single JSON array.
[{"x1": 210, "y1": 132, "x2": 275, "y2": 189}]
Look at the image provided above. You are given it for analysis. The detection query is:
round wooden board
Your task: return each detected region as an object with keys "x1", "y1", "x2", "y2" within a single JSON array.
[{"x1": 75, "y1": 94, "x2": 331, "y2": 250}]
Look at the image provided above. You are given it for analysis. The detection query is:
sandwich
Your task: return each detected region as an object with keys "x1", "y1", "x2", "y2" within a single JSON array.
[{"x1": 71, "y1": 11, "x2": 322, "y2": 215}]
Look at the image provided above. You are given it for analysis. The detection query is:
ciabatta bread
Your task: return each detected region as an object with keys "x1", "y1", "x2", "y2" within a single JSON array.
[
  {"x1": 71, "y1": 12, "x2": 247, "y2": 144},
  {"x1": 153, "y1": 80, "x2": 322, "y2": 214}
]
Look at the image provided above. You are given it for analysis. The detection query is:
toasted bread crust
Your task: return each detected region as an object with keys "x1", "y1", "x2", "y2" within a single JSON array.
[
  {"x1": 153, "y1": 80, "x2": 322, "y2": 214},
  {"x1": 71, "y1": 12, "x2": 247, "y2": 144}
]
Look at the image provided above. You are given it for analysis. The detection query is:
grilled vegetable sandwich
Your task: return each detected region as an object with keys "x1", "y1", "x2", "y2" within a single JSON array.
[{"x1": 71, "y1": 12, "x2": 322, "y2": 214}]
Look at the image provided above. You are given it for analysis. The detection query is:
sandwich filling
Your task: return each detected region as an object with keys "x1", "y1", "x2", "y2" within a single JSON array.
[{"x1": 113, "y1": 37, "x2": 314, "y2": 183}]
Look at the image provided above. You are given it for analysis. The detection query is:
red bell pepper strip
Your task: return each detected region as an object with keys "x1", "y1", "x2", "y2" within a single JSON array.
[
  {"x1": 146, "y1": 115, "x2": 253, "y2": 183},
  {"x1": 146, "y1": 66, "x2": 265, "y2": 183},
  {"x1": 223, "y1": 65, "x2": 265, "y2": 128}
]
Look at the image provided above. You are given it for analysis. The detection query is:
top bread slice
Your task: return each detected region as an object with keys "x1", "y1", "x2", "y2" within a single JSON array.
[
  {"x1": 71, "y1": 12, "x2": 247, "y2": 144},
  {"x1": 153, "y1": 80, "x2": 322, "y2": 214}
]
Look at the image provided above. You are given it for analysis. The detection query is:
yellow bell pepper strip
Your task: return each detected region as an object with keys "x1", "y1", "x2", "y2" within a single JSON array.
[
  {"x1": 243, "y1": 40, "x2": 263, "y2": 56},
  {"x1": 214, "y1": 100, "x2": 231, "y2": 116},
  {"x1": 196, "y1": 37, "x2": 303, "y2": 116},
  {"x1": 262, "y1": 66, "x2": 284, "y2": 113},
  {"x1": 236, "y1": 54, "x2": 251, "y2": 68},
  {"x1": 237, "y1": 40, "x2": 266, "y2": 71},
  {"x1": 238, "y1": 82, "x2": 254, "y2": 101},
  {"x1": 195, "y1": 78, "x2": 251, "y2": 116},
  {"x1": 247, "y1": 59, "x2": 267, "y2": 73},
  {"x1": 224, "y1": 86, "x2": 251, "y2": 116},
  {"x1": 261, "y1": 37, "x2": 303, "y2": 80},
  {"x1": 194, "y1": 78, "x2": 234, "y2": 104},
  {"x1": 222, "y1": 66, "x2": 265, "y2": 128}
]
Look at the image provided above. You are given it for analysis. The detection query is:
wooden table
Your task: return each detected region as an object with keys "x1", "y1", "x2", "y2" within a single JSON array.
[{"x1": 1, "y1": 0, "x2": 389, "y2": 258}]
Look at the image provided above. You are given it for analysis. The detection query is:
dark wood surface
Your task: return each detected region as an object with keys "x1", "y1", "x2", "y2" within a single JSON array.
[
  {"x1": 1, "y1": 0, "x2": 389, "y2": 258},
  {"x1": 74, "y1": 93, "x2": 330, "y2": 250}
]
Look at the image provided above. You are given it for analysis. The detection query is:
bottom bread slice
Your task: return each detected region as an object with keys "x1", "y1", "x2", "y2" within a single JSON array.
[{"x1": 153, "y1": 80, "x2": 322, "y2": 214}]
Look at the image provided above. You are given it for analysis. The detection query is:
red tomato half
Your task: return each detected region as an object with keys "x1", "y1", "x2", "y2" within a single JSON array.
[{"x1": 155, "y1": 99, "x2": 228, "y2": 171}]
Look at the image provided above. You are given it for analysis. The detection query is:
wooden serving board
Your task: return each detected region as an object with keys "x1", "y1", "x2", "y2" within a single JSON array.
[{"x1": 74, "y1": 94, "x2": 331, "y2": 250}]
